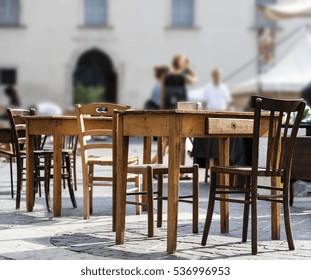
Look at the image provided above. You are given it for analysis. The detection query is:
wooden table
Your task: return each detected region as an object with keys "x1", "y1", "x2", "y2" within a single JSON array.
[
  {"x1": 24, "y1": 116, "x2": 111, "y2": 217},
  {"x1": 115, "y1": 109, "x2": 280, "y2": 253}
]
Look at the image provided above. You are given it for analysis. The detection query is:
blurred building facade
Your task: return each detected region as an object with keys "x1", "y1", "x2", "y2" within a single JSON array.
[{"x1": 0, "y1": 0, "x2": 298, "y2": 110}]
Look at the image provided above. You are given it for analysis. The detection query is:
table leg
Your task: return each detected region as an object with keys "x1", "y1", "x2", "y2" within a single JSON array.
[
  {"x1": 167, "y1": 115, "x2": 180, "y2": 253},
  {"x1": 53, "y1": 126, "x2": 63, "y2": 217},
  {"x1": 26, "y1": 132, "x2": 35, "y2": 212},
  {"x1": 142, "y1": 136, "x2": 152, "y2": 211},
  {"x1": 271, "y1": 176, "x2": 281, "y2": 240},
  {"x1": 180, "y1": 138, "x2": 186, "y2": 165},
  {"x1": 116, "y1": 114, "x2": 128, "y2": 244},
  {"x1": 271, "y1": 135, "x2": 281, "y2": 240},
  {"x1": 218, "y1": 138, "x2": 230, "y2": 233}
]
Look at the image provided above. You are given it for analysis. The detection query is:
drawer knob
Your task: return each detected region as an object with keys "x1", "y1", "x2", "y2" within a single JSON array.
[{"x1": 231, "y1": 122, "x2": 237, "y2": 129}]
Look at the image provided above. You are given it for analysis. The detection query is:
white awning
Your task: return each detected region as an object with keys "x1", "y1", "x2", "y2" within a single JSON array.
[
  {"x1": 258, "y1": 0, "x2": 311, "y2": 20},
  {"x1": 231, "y1": 28, "x2": 311, "y2": 95}
]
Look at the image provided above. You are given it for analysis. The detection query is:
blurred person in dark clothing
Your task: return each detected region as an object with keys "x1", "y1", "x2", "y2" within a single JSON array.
[
  {"x1": 301, "y1": 82, "x2": 311, "y2": 107},
  {"x1": 152, "y1": 55, "x2": 197, "y2": 172},
  {"x1": 1, "y1": 85, "x2": 21, "y2": 119},
  {"x1": 161, "y1": 54, "x2": 197, "y2": 109},
  {"x1": 145, "y1": 65, "x2": 170, "y2": 110},
  {"x1": 4, "y1": 85, "x2": 21, "y2": 107}
]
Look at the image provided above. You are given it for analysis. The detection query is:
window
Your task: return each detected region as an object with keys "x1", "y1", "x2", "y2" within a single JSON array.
[
  {"x1": 171, "y1": 0, "x2": 194, "y2": 28},
  {"x1": 0, "y1": 0, "x2": 19, "y2": 26},
  {"x1": 84, "y1": 0, "x2": 108, "y2": 26},
  {"x1": 0, "y1": 69, "x2": 17, "y2": 85}
]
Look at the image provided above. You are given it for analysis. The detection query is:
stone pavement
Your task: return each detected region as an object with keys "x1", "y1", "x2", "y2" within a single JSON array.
[{"x1": 0, "y1": 137, "x2": 311, "y2": 260}]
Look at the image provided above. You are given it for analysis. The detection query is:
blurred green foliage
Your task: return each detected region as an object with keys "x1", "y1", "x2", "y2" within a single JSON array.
[{"x1": 74, "y1": 82, "x2": 105, "y2": 104}]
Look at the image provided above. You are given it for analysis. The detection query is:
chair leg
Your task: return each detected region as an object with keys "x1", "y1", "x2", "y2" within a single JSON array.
[
  {"x1": 73, "y1": 154, "x2": 78, "y2": 191},
  {"x1": 289, "y1": 180, "x2": 294, "y2": 206},
  {"x1": 113, "y1": 167, "x2": 117, "y2": 232},
  {"x1": 204, "y1": 158, "x2": 210, "y2": 183},
  {"x1": 44, "y1": 154, "x2": 52, "y2": 212},
  {"x1": 62, "y1": 162, "x2": 66, "y2": 189},
  {"x1": 283, "y1": 186, "x2": 295, "y2": 250},
  {"x1": 146, "y1": 166, "x2": 154, "y2": 237},
  {"x1": 33, "y1": 156, "x2": 42, "y2": 197},
  {"x1": 38, "y1": 157, "x2": 43, "y2": 198},
  {"x1": 251, "y1": 179, "x2": 258, "y2": 255},
  {"x1": 157, "y1": 173, "x2": 163, "y2": 228},
  {"x1": 65, "y1": 155, "x2": 77, "y2": 208},
  {"x1": 9, "y1": 157, "x2": 14, "y2": 198},
  {"x1": 89, "y1": 164, "x2": 94, "y2": 214},
  {"x1": 71, "y1": 136, "x2": 78, "y2": 191},
  {"x1": 242, "y1": 176, "x2": 250, "y2": 242},
  {"x1": 201, "y1": 171, "x2": 217, "y2": 246},
  {"x1": 192, "y1": 164, "x2": 199, "y2": 233},
  {"x1": 142, "y1": 174, "x2": 148, "y2": 212},
  {"x1": 135, "y1": 175, "x2": 141, "y2": 215},
  {"x1": 15, "y1": 158, "x2": 23, "y2": 210},
  {"x1": 82, "y1": 164, "x2": 90, "y2": 219}
]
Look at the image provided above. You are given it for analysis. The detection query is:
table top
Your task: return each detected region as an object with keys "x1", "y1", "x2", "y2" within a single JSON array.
[
  {"x1": 22, "y1": 115, "x2": 112, "y2": 121},
  {"x1": 22, "y1": 115, "x2": 76, "y2": 120},
  {"x1": 117, "y1": 109, "x2": 272, "y2": 138},
  {"x1": 117, "y1": 109, "x2": 258, "y2": 117}
]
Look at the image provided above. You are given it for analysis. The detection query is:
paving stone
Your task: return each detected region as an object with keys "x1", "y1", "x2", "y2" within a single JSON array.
[{"x1": 1, "y1": 137, "x2": 311, "y2": 260}]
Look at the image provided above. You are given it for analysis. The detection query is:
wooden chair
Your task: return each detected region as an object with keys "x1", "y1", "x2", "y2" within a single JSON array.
[
  {"x1": 62, "y1": 135, "x2": 79, "y2": 191},
  {"x1": 7, "y1": 108, "x2": 77, "y2": 211},
  {"x1": 0, "y1": 139, "x2": 14, "y2": 198},
  {"x1": 75, "y1": 103, "x2": 141, "y2": 222},
  {"x1": 126, "y1": 136, "x2": 199, "y2": 237},
  {"x1": 201, "y1": 96, "x2": 306, "y2": 255}
]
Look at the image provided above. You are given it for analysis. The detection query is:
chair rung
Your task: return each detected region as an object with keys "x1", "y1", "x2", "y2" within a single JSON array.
[
  {"x1": 155, "y1": 196, "x2": 193, "y2": 203},
  {"x1": 178, "y1": 199, "x2": 193, "y2": 203},
  {"x1": 88, "y1": 183, "x2": 113, "y2": 187},
  {"x1": 216, "y1": 190, "x2": 249, "y2": 194},
  {"x1": 258, "y1": 194, "x2": 285, "y2": 203},
  {"x1": 126, "y1": 201, "x2": 148, "y2": 207},
  {"x1": 154, "y1": 196, "x2": 167, "y2": 201},
  {"x1": 178, "y1": 195, "x2": 193, "y2": 199},
  {"x1": 258, "y1": 185, "x2": 284, "y2": 191},
  {"x1": 258, "y1": 194, "x2": 285, "y2": 199},
  {"x1": 215, "y1": 197, "x2": 251, "y2": 204},
  {"x1": 216, "y1": 184, "x2": 248, "y2": 190},
  {"x1": 126, "y1": 191, "x2": 147, "y2": 196},
  {"x1": 258, "y1": 198, "x2": 284, "y2": 203},
  {"x1": 92, "y1": 176, "x2": 113, "y2": 181}
]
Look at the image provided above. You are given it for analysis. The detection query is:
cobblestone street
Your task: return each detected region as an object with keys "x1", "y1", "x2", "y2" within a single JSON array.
[{"x1": 1, "y1": 137, "x2": 311, "y2": 260}]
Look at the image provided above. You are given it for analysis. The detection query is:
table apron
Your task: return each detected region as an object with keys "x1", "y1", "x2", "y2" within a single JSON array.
[
  {"x1": 122, "y1": 114, "x2": 270, "y2": 138},
  {"x1": 26, "y1": 118, "x2": 112, "y2": 136}
]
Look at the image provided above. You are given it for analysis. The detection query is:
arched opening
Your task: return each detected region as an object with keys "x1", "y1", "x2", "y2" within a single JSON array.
[{"x1": 73, "y1": 49, "x2": 117, "y2": 104}]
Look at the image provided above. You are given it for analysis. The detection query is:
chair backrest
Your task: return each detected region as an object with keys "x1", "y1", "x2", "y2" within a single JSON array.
[
  {"x1": 6, "y1": 108, "x2": 37, "y2": 159},
  {"x1": 250, "y1": 96, "x2": 306, "y2": 179},
  {"x1": 75, "y1": 103, "x2": 130, "y2": 161}
]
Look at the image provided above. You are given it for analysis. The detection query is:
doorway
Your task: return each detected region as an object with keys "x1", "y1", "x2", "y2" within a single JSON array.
[{"x1": 73, "y1": 49, "x2": 117, "y2": 104}]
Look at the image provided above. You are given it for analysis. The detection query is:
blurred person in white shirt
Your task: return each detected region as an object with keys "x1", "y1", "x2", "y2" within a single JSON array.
[
  {"x1": 191, "y1": 69, "x2": 232, "y2": 172},
  {"x1": 36, "y1": 102, "x2": 62, "y2": 116},
  {"x1": 203, "y1": 68, "x2": 231, "y2": 110}
]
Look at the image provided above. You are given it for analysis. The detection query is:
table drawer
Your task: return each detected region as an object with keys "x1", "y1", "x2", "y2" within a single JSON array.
[{"x1": 206, "y1": 118, "x2": 254, "y2": 135}]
